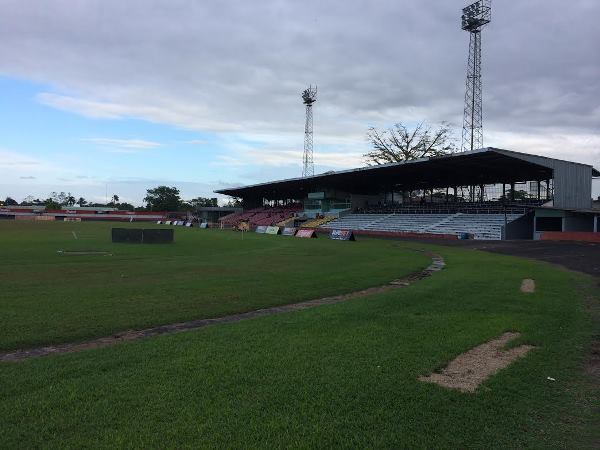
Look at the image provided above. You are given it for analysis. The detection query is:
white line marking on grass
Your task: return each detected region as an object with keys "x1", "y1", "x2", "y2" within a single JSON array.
[{"x1": 72, "y1": 231, "x2": 78, "y2": 240}]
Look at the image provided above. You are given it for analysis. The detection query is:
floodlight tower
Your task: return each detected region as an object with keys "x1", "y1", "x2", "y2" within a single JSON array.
[
  {"x1": 460, "y1": 0, "x2": 491, "y2": 152},
  {"x1": 302, "y1": 85, "x2": 317, "y2": 177}
]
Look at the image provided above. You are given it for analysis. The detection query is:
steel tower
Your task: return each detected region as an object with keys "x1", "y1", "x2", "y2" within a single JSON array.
[
  {"x1": 302, "y1": 85, "x2": 317, "y2": 177},
  {"x1": 460, "y1": 0, "x2": 491, "y2": 152}
]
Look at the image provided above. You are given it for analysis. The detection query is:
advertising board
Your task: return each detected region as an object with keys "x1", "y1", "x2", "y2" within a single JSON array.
[
  {"x1": 282, "y1": 227, "x2": 297, "y2": 236},
  {"x1": 329, "y1": 229, "x2": 356, "y2": 241},
  {"x1": 296, "y1": 228, "x2": 317, "y2": 238},
  {"x1": 265, "y1": 226, "x2": 280, "y2": 235}
]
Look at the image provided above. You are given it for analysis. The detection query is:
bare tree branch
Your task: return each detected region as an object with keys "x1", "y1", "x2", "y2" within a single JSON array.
[{"x1": 364, "y1": 121, "x2": 456, "y2": 165}]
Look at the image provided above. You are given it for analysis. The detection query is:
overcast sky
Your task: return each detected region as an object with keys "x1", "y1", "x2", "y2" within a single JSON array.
[{"x1": 0, "y1": 0, "x2": 598, "y2": 204}]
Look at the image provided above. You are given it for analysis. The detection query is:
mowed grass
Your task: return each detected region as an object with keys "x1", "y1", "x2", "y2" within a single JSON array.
[
  {"x1": 0, "y1": 220, "x2": 429, "y2": 351},
  {"x1": 0, "y1": 229, "x2": 598, "y2": 448}
]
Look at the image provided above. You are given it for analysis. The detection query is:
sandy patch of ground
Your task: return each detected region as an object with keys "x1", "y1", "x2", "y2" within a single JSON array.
[
  {"x1": 419, "y1": 332, "x2": 535, "y2": 393},
  {"x1": 520, "y1": 279, "x2": 536, "y2": 293}
]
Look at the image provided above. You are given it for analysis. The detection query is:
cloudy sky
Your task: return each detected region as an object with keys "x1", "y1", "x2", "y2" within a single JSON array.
[{"x1": 0, "y1": 0, "x2": 599, "y2": 205}]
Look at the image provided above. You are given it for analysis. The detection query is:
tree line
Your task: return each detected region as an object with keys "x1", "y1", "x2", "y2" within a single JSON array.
[{"x1": 1, "y1": 186, "x2": 236, "y2": 211}]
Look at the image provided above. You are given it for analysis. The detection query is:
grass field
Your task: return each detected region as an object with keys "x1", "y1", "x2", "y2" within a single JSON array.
[
  {"x1": 0, "y1": 221, "x2": 429, "y2": 351},
  {"x1": 0, "y1": 220, "x2": 598, "y2": 448}
]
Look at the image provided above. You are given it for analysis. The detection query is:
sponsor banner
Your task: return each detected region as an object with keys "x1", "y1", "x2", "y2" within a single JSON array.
[
  {"x1": 63, "y1": 217, "x2": 82, "y2": 222},
  {"x1": 282, "y1": 227, "x2": 297, "y2": 236},
  {"x1": 35, "y1": 216, "x2": 55, "y2": 221},
  {"x1": 296, "y1": 228, "x2": 317, "y2": 238},
  {"x1": 329, "y1": 229, "x2": 356, "y2": 241},
  {"x1": 265, "y1": 226, "x2": 280, "y2": 235},
  {"x1": 185, "y1": 222, "x2": 192, "y2": 227},
  {"x1": 255, "y1": 225, "x2": 268, "y2": 234},
  {"x1": 200, "y1": 222, "x2": 208, "y2": 229},
  {"x1": 165, "y1": 221, "x2": 171, "y2": 225},
  {"x1": 156, "y1": 220, "x2": 162, "y2": 224}
]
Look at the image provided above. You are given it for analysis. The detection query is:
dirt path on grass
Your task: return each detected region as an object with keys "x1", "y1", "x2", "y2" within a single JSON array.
[
  {"x1": 419, "y1": 332, "x2": 535, "y2": 393},
  {"x1": 0, "y1": 252, "x2": 445, "y2": 362}
]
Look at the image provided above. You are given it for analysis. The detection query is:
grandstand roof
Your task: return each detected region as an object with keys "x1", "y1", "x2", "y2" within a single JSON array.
[{"x1": 216, "y1": 148, "x2": 599, "y2": 201}]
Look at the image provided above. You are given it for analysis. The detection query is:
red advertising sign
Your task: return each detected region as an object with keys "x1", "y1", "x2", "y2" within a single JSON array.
[{"x1": 296, "y1": 228, "x2": 317, "y2": 238}]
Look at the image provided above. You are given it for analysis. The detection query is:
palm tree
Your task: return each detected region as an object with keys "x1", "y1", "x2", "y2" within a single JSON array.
[
  {"x1": 111, "y1": 194, "x2": 119, "y2": 205},
  {"x1": 66, "y1": 193, "x2": 77, "y2": 206}
]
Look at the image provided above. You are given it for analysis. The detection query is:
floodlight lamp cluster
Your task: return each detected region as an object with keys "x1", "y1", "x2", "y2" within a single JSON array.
[
  {"x1": 461, "y1": 0, "x2": 491, "y2": 31},
  {"x1": 302, "y1": 85, "x2": 317, "y2": 105}
]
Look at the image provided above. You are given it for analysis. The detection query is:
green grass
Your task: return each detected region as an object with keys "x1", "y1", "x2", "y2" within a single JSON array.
[
  {"x1": 0, "y1": 220, "x2": 429, "y2": 351},
  {"x1": 0, "y1": 221, "x2": 598, "y2": 448}
]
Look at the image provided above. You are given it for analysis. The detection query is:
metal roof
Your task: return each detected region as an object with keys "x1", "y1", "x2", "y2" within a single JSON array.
[{"x1": 215, "y1": 147, "x2": 599, "y2": 200}]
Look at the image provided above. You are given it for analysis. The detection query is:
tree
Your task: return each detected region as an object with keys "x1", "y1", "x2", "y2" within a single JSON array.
[
  {"x1": 110, "y1": 194, "x2": 119, "y2": 205},
  {"x1": 143, "y1": 186, "x2": 182, "y2": 211},
  {"x1": 44, "y1": 198, "x2": 61, "y2": 210},
  {"x1": 65, "y1": 193, "x2": 76, "y2": 206},
  {"x1": 118, "y1": 202, "x2": 135, "y2": 212},
  {"x1": 4, "y1": 197, "x2": 18, "y2": 206},
  {"x1": 500, "y1": 189, "x2": 529, "y2": 201},
  {"x1": 364, "y1": 121, "x2": 456, "y2": 165},
  {"x1": 225, "y1": 198, "x2": 242, "y2": 208},
  {"x1": 77, "y1": 197, "x2": 87, "y2": 207},
  {"x1": 21, "y1": 195, "x2": 36, "y2": 206},
  {"x1": 189, "y1": 197, "x2": 218, "y2": 208}
]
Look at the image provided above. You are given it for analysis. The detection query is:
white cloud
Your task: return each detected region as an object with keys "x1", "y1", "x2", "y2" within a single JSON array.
[
  {"x1": 83, "y1": 137, "x2": 162, "y2": 151},
  {"x1": 0, "y1": 0, "x2": 598, "y2": 191}
]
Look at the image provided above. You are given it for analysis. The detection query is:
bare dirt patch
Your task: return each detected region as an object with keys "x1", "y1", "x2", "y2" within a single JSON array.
[
  {"x1": 520, "y1": 278, "x2": 536, "y2": 293},
  {"x1": 419, "y1": 332, "x2": 535, "y2": 393}
]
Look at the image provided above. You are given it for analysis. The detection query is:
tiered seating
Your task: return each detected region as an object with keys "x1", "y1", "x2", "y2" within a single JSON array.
[
  {"x1": 220, "y1": 205, "x2": 302, "y2": 228},
  {"x1": 321, "y1": 214, "x2": 389, "y2": 230},
  {"x1": 357, "y1": 200, "x2": 542, "y2": 215},
  {"x1": 426, "y1": 213, "x2": 522, "y2": 240},
  {"x1": 323, "y1": 212, "x2": 524, "y2": 240},
  {"x1": 276, "y1": 217, "x2": 295, "y2": 227},
  {"x1": 300, "y1": 215, "x2": 336, "y2": 228}
]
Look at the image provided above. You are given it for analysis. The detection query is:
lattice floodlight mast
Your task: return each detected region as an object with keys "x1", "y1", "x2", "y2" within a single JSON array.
[
  {"x1": 302, "y1": 85, "x2": 317, "y2": 177},
  {"x1": 461, "y1": 0, "x2": 491, "y2": 152}
]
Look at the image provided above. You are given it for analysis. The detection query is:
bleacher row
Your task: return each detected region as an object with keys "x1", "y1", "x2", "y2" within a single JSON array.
[
  {"x1": 357, "y1": 200, "x2": 544, "y2": 215},
  {"x1": 220, "y1": 205, "x2": 302, "y2": 227},
  {"x1": 322, "y1": 212, "x2": 523, "y2": 240}
]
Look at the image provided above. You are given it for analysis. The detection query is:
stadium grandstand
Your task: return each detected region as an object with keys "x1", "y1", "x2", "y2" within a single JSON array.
[{"x1": 216, "y1": 147, "x2": 600, "y2": 240}]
